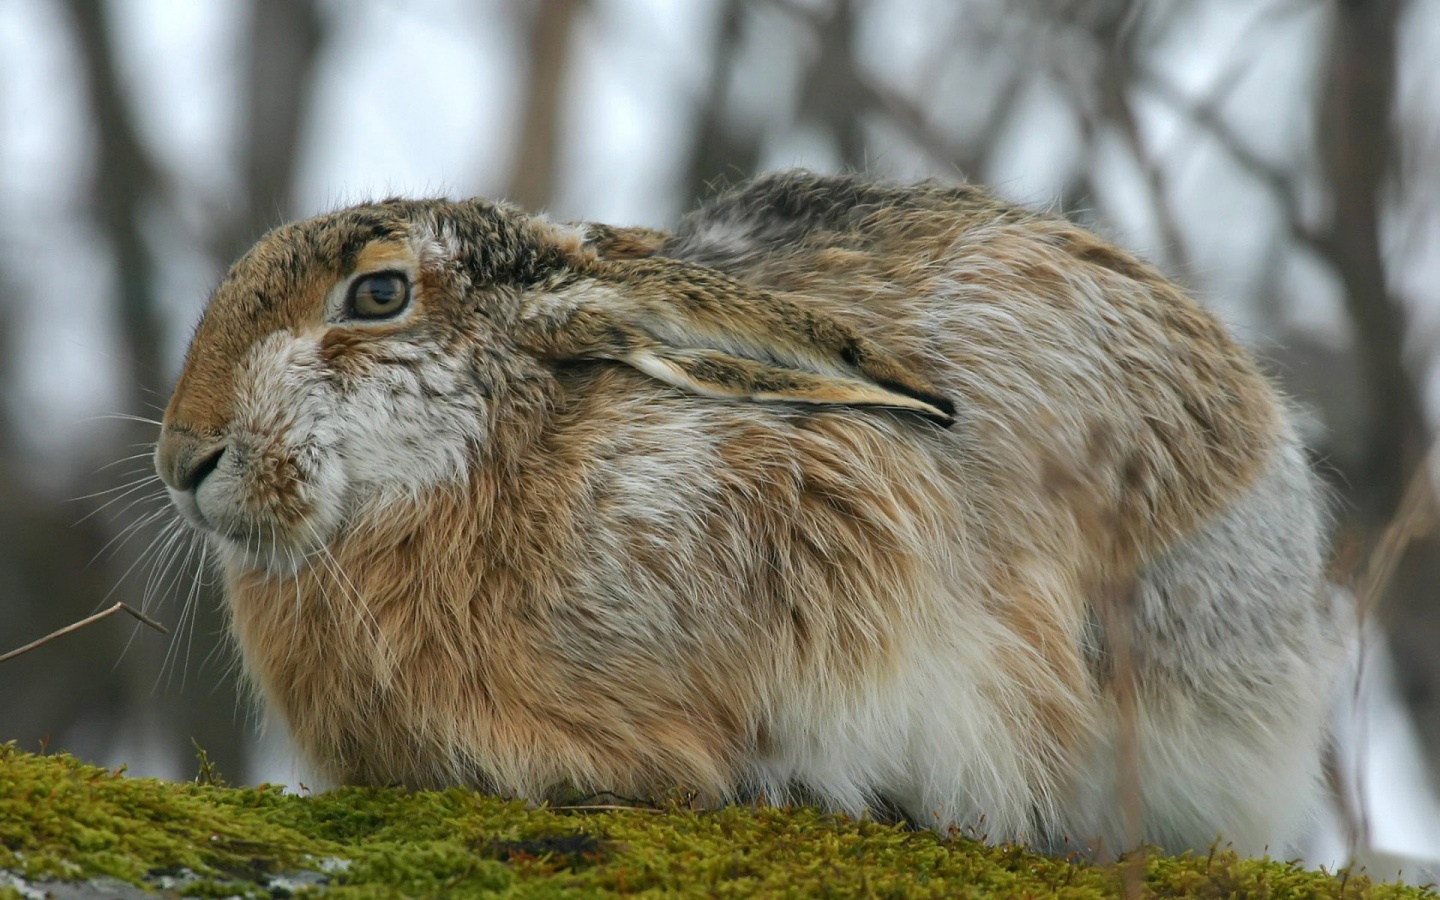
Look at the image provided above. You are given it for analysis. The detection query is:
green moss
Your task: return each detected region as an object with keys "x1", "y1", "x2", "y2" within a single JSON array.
[{"x1": 0, "y1": 742, "x2": 1433, "y2": 898}]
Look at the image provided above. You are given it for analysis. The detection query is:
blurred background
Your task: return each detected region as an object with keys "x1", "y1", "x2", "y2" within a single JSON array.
[{"x1": 1, "y1": 0, "x2": 1438, "y2": 873}]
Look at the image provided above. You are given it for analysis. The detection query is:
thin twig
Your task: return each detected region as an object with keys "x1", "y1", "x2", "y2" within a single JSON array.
[
  {"x1": 1105, "y1": 81, "x2": 1192, "y2": 278},
  {"x1": 1355, "y1": 444, "x2": 1438, "y2": 622},
  {"x1": 0, "y1": 602, "x2": 169, "y2": 664},
  {"x1": 1135, "y1": 64, "x2": 1332, "y2": 257},
  {"x1": 763, "y1": 0, "x2": 1014, "y2": 176},
  {"x1": 1334, "y1": 444, "x2": 1440, "y2": 858}
]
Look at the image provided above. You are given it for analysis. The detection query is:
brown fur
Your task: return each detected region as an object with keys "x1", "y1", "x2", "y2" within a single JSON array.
[{"x1": 155, "y1": 172, "x2": 1319, "y2": 851}]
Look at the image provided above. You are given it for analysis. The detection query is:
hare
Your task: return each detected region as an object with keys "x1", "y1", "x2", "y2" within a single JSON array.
[{"x1": 155, "y1": 171, "x2": 1347, "y2": 856}]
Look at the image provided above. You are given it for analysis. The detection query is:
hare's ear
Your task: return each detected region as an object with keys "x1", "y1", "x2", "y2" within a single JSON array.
[
  {"x1": 582, "y1": 224, "x2": 670, "y2": 260},
  {"x1": 514, "y1": 258, "x2": 956, "y2": 426}
]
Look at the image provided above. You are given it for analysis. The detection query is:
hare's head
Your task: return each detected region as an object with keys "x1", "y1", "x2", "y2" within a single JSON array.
[{"x1": 156, "y1": 198, "x2": 953, "y2": 575}]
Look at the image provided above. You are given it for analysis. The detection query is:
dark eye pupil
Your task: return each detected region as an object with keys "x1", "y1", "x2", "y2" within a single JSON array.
[{"x1": 366, "y1": 279, "x2": 399, "y2": 304}]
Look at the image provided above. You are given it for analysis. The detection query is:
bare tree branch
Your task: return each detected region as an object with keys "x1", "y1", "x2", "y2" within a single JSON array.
[
  {"x1": 769, "y1": 0, "x2": 1018, "y2": 178},
  {"x1": 1320, "y1": 0, "x2": 1424, "y2": 522},
  {"x1": 504, "y1": 0, "x2": 586, "y2": 211},
  {"x1": 679, "y1": 0, "x2": 763, "y2": 206},
  {"x1": 795, "y1": 0, "x2": 866, "y2": 170},
  {"x1": 1101, "y1": 77, "x2": 1192, "y2": 277},
  {"x1": 1029, "y1": 1, "x2": 1195, "y2": 276},
  {"x1": 63, "y1": 0, "x2": 168, "y2": 408},
  {"x1": 218, "y1": 0, "x2": 324, "y2": 262},
  {"x1": 1135, "y1": 66, "x2": 1331, "y2": 257}
]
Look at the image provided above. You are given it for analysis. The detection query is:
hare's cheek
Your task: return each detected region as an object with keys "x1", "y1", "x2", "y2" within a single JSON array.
[
  {"x1": 203, "y1": 333, "x2": 349, "y2": 564},
  {"x1": 336, "y1": 356, "x2": 487, "y2": 498}
]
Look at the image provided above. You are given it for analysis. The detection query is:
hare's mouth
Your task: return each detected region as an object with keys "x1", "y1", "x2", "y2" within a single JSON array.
[
  {"x1": 164, "y1": 462, "x2": 348, "y2": 576},
  {"x1": 169, "y1": 489, "x2": 335, "y2": 575}
]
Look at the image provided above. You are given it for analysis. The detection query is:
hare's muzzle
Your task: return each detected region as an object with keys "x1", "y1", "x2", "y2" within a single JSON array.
[
  {"x1": 155, "y1": 427, "x2": 227, "y2": 529},
  {"x1": 156, "y1": 430, "x2": 225, "y2": 495}
]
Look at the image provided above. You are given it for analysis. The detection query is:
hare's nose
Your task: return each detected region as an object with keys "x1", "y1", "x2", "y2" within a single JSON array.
[
  {"x1": 156, "y1": 430, "x2": 227, "y2": 494},
  {"x1": 179, "y1": 445, "x2": 225, "y2": 492}
]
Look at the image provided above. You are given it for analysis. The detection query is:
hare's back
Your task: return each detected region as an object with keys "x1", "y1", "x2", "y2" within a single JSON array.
[{"x1": 664, "y1": 171, "x2": 1285, "y2": 577}]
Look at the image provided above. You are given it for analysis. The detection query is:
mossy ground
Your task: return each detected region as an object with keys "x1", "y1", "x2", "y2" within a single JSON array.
[{"x1": 0, "y1": 743, "x2": 1432, "y2": 898}]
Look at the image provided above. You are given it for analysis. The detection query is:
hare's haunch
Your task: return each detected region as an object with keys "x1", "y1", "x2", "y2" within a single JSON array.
[{"x1": 157, "y1": 171, "x2": 1346, "y2": 855}]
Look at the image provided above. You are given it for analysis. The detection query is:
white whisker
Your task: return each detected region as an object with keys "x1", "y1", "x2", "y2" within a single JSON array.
[
  {"x1": 71, "y1": 469, "x2": 163, "y2": 506},
  {"x1": 94, "y1": 511, "x2": 187, "y2": 612},
  {"x1": 73, "y1": 475, "x2": 166, "y2": 522},
  {"x1": 288, "y1": 542, "x2": 304, "y2": 645},
  {"x1": 152, "y1": 525, "x2": 200, "y2": 688},
  {"x1": 304, "y1": 521, "x2": 383, "y2": 651},
  {"x1": 90, "y1": 451, "x2": 160, "y2": 475},
  {"x1": 123, "y1": 519, "x2": 188, "y2": 672},
  {"x1": 83, "y1": 412, "x2": 164, "y2": 427},
  {"x1": 88, "y1": 501, "x2": 173, "y2": 566},
  {"x1": 108, "y1": 518, "x2": 186, "y2": 668}
]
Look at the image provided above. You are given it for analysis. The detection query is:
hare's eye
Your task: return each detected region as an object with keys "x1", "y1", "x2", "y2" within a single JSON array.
[{"x1": 347, "y1": 272, "x2": 410, "y2": 319}]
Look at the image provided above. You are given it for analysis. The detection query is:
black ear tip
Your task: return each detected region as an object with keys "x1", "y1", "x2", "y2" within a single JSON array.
[
  {"x1": 875, "y1": 379, "x2": 956, "y2": 427},
  {"x1": 924, "y1": 404, "x2": 958, "y2": 428}
]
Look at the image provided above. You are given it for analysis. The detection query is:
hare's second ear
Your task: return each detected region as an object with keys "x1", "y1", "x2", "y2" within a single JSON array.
[
  {"x1": 514, "y1": 258, "x2": 956, "y2": 427},
  {"x1": 583, "y1": 225, "x2": 670, "y2": 260}
]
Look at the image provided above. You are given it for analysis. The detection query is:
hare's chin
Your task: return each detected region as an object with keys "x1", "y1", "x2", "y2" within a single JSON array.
[
  {"x1": 210, "y1": 524, "x2": 333, "y2": 577},
  {"x1": 167, "y1": 486, "x2": 337, "y2": 576}
]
